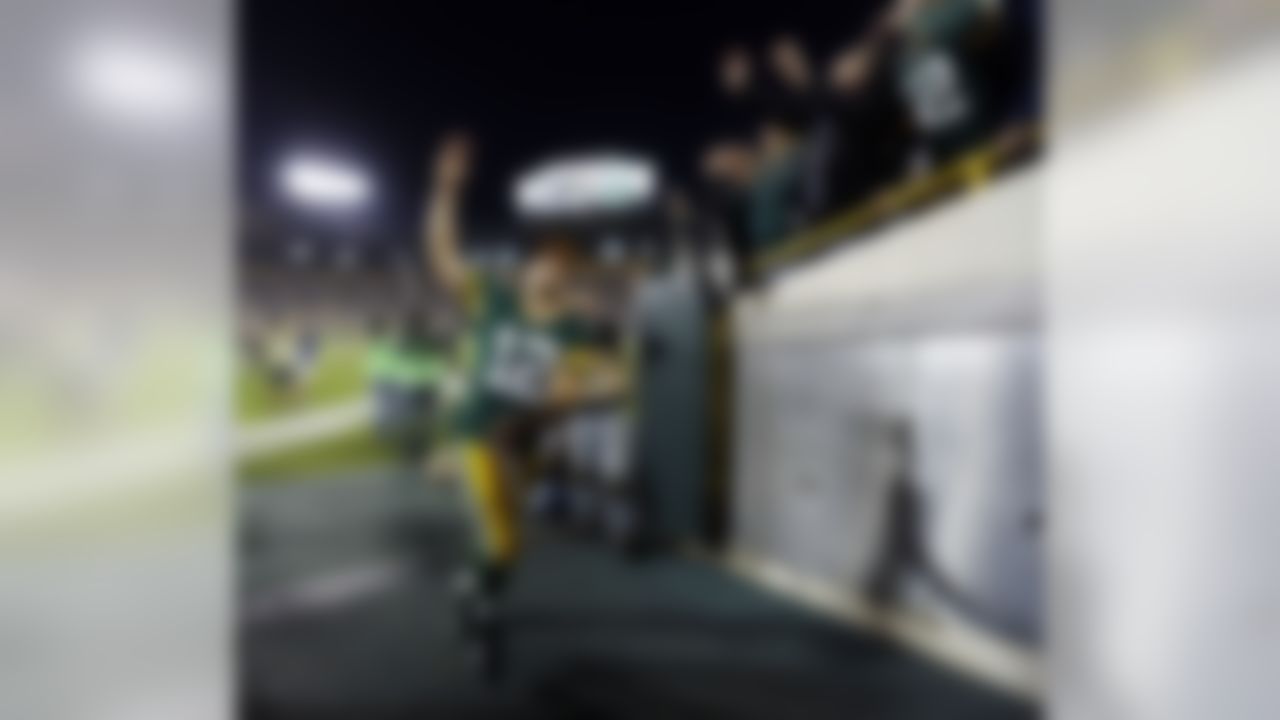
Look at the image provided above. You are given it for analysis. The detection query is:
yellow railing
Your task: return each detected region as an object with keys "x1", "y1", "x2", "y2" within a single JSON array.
[{"x1": 753, "y1": 129, "x2": 1040, "y2": 275}]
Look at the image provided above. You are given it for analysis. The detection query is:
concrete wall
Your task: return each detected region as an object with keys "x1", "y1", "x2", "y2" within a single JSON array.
[{"x1": 730, "y1": 169, "x2": 1044, "y2": 647}]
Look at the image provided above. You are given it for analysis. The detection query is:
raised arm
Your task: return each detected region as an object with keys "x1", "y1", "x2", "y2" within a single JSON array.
[{"x1": 422, "y1": 134, "x2": 474, "y2": 300}]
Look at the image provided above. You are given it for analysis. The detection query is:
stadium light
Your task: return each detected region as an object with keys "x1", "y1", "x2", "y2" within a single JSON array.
[
  {"x1": 279, "y1": 154, "x2": 371, "y2": 210},
  {"x1": 514, "y1": 153, "x2": 657, "y2": 219}
]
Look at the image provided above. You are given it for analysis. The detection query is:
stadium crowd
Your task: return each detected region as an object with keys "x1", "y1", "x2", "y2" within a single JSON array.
[{"x1": 701, "y1": 0, "x2": 1039, "y2": 258}]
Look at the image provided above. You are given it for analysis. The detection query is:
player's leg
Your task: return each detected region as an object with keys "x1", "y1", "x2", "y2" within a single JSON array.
[
  {"x1": 459, "y1": 440, "x2": 521, "y2": 586},
  {"x1": 456, "y1": 440, "x2": 520, "y2": 680}
]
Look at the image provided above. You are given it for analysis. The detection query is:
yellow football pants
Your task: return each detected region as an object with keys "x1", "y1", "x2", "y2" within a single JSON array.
[{"x1": 460, "y1": 442, "x2": 520, "y2": 567}]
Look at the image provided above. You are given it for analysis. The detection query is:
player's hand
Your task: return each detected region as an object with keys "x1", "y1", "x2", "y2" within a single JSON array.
[
  {"x1": 829, "y1": 47, "x2": 872, "y2": 94},
  {"x1": 432, "y1": 132, "x2": 473, "y2": 191},
  {"x1": 701, "y1": 142, "x2": 755, "y2": 186}
]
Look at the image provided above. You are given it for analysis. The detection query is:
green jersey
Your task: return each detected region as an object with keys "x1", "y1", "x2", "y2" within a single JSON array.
[{"x1": 454, "y1": 272, "x2": 586, "y2": 438}]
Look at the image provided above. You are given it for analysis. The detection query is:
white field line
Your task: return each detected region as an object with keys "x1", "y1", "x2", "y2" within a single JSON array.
[
  {"x1": 244, "y1": 558, "x2": 408, "y2": 625},
  {"x1": 237, "y1": 399, "x2": 372, "y2": 459}
]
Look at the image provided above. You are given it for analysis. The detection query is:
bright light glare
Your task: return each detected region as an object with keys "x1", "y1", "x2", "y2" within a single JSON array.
[
  {"x1": 280, "y1": 155, "x2": 371, "y2": 210},
  {"x1": 514, "y1": 154, "x2": 657, "y2": 218},
  {"x1": 70, "y1": 35, "x2": 205, "y2": 126}
]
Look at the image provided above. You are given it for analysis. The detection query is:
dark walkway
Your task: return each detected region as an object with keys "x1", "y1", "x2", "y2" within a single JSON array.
[{"x1": 240, "y1": 469, "x2": 1038, "y2": 720}]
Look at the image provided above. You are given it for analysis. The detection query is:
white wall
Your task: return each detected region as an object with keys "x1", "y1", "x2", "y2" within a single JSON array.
[{"x1": 730, "y1": 168, "x2": 1044, "y2": 653}]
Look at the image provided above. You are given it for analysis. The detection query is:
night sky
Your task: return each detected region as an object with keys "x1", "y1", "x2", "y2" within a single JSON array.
[{"x1": 240, "y1": 0, "x2": 888, "y2": 248}]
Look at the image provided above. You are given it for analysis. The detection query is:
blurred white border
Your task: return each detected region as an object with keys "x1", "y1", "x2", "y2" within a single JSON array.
[
  {"x1": 0, "y1": 0, "x2": 231, "y2": 718},
  {"x1": 1050, "y1": 5, "x2": 1280, "y2": 719}
]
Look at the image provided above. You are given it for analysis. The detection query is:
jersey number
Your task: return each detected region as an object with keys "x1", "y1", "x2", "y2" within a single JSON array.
[{"x1": 486, "y1": 325, "x2": 558, "y2": 404}]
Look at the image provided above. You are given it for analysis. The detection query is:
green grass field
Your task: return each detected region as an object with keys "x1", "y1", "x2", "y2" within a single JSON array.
[
  {"x1": 238, "y1": 334, "x2": 398, "y2": 481},
  {"x1": 237, "y1": 335, "x2": 370, "y2": 424}
]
